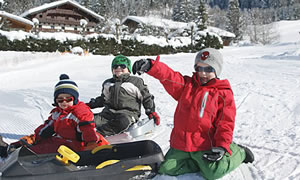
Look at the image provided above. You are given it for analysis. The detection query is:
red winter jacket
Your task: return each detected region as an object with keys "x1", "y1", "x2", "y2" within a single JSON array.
[
  {"x1": 147, "y1": 58, "x2": 236, "y2": 155},
  {"x1": 31, "y1": 101, "x2": 105, "y2": 153}
]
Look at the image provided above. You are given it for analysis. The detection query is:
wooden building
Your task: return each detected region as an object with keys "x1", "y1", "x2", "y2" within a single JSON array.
[
  {"x1": 20, "y1": 0, "x2": 104, "y2": 34},
  {"x1": 122, "y1": 16, "x2": 235, "y2": 46},
  {"x1": 0, "y1": 11, "x2": 33, "y2": 32}
]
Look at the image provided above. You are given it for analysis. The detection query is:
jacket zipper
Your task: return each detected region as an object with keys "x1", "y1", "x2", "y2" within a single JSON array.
[{"x1": 200, "y1": 91, "x2": 209, "y2": 118}]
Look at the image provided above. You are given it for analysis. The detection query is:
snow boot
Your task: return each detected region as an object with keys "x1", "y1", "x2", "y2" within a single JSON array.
[
  {"x1": 238, "y1": 144, "x2": 254, "y2": 163},
  {"x1": 0, "y1": 135, "x2": 9, "y2": 158}
]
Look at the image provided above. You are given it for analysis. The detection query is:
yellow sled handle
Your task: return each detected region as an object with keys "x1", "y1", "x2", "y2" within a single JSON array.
[
  {"x1": 96, "y1": 160, "x2": 120, "y2": 169},
  {"x1": 91, "y1": 145, "x2": 116, "y2": 154},
  {"x1": 126, "y1": 165, "x2": 152, "y2": 171},
  {"x1": 56, "y1": 145, "x2": 80, "y2": 165}
]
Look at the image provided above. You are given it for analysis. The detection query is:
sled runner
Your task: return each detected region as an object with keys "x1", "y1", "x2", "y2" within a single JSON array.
[{"x1": 0, "y1": 140, "x2": 164, "y2": 180}]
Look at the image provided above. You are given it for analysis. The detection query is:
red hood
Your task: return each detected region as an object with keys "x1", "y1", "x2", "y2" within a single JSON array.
[{"x1": 192, "y1": 72, "x2": 232, "y2": 90}]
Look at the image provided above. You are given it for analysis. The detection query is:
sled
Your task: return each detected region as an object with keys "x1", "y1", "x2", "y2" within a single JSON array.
[
  {"x1": 106, "y1": 117, "x2": 158, "y2": 144},
  {"x1": 0, "y1": 140, "x2": 164, "y2": 180}
]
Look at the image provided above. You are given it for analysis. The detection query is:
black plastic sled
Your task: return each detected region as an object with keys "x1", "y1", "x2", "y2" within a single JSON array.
[{"x1": 0, "y1": 140, "x2": 164, "y2": 180}]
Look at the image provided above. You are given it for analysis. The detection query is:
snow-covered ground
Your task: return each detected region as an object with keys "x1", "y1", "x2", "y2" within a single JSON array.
[{"x1": 0, "y1": 20, "x2": 300, "y2": 179}]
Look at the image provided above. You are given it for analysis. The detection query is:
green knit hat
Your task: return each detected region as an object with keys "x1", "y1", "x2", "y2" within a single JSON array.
[{"x1": 111, "y1": 55, "x2": 132, "y2": 73}]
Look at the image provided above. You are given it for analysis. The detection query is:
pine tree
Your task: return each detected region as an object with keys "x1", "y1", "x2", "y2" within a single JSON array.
[
  {"x1": 172, "y1": 0, "x2": 188, "y2": 22},
  {"x1": 226, "y1": 0, "x2": 243, "y2": 41},
  {"x1": 4, "y1": 0, "x2": 35, "y2": 15},
  {"x1": 194, "y1": 0, "x2": 208, "y2": 30}
]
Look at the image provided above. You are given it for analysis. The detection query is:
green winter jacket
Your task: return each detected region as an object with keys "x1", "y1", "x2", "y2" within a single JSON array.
[{"x1": 89, "y1": 73, "x2": 155, "y2": 120}]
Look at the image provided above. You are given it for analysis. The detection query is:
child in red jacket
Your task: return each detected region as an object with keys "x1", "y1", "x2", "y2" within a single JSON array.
[
  {"x1": 132, "y1": 48, "x2": 254, "y2": 179},
  {"x1": 0, "y1": 74, "x2": 108, "y2": 157}
]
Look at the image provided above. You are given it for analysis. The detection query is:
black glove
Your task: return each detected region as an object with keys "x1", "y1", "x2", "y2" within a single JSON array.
[
  {"x1": 132, "y1": 59, "x2": 152, "y2": 75},
  {"x1": 202, "y1": 147, "x2": 226, "y2": 162},
  {"x1": 0, "y1": 136, "x2": 8, "y2": 158},
  {"x1": 86, "y1": 98, "x2": 96, "y2": 107}
]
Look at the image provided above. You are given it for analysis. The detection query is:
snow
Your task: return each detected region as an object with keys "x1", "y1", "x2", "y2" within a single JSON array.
[
  {"x1": 0, "y1": 11, "x2": 34, "y2": 26},
  {"x1": 0, "y1": 20, "x2": 300, "y2": 179},
  {"x1": 80, "y1": 19, "x2": 88, "y2": 27}
]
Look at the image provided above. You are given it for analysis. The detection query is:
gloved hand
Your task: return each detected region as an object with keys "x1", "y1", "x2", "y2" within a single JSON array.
[
  {"x1": 132, "y1": 59, "x2": 152, "y2": 75},
  {"x1": 0, "y1": 136, "x2": 8, "y2": 158},
  {"x1": 202, "y1": 147, "x2": 226, "y2": 162},
  {"x1": 86, "y1": 98, "x2": 96, "y2": 107},
  {"x1": 19, "y1": 134, "x2": 36, "y2": 147},
  {"x1": 146, "y1": 110, "x2": 160, "y2": 125}
]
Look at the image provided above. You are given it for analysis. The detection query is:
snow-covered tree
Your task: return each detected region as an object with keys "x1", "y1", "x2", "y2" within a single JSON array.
[
  {"x1": 80, "y1": 19, "x2": 88, "y2": 35},
  {"x1": 243, "y1": 8, "x2": 279, "y2": 45},
  {"x1": 226, "y1": 0, "x2": 243, "y2": 41},
  {"x1": 172, "y1": 0, "x2": 188, "y2": 22},
  {"x1": 208, "y1": 6, "x2": 228, "y2": 30},
  {"x1": 0, "y1": 0, "x2": 6, "y2": 10},
  {"x1": 4, "y1": 0, "x2": 35, "y2": 15},
  {"x1": 194, "y1": 0, "x2": 208, "y2": 30}
]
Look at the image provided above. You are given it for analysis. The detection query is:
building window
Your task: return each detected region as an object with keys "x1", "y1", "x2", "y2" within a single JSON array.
[
  {"x1": 51, "y1": 26, "x2": 54, "y2": 29},
  {"x1": 66, "y1": 16, "x2": 69, "y2": 20},
  {"x1": 62, "y1": 26, "x2": 65, "y2": 30},
  {"x1": 39, "y1": 15, "x2": 42, "y2": 18}
]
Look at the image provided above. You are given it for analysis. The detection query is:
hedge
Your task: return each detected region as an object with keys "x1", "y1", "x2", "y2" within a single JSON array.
[{"x1": 0, "y1": 33, "x2": 223, "y2": 55}]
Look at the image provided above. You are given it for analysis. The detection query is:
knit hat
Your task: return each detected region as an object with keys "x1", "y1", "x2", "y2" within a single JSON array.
[
  {"x1": 54, "y1": 74, "x2": 79, "y2": 105},
  {"x1": 194, "y1": 48, "x2": 223, "y2": 77},
  {"x1": 111, "y1": 55, "x2": 132, "y2": 73}
]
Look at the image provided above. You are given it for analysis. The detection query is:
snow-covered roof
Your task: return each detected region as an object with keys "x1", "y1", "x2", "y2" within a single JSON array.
[
  {"x1": 205, "y1": 26, "x2": 235, "y2": 38},
  {"x1": 0, "y1": 11, "x2": 34, "y2": 26},
  {"x1": 122, "y1": 15, "x2": 235, "y2": 38},
  {"x1": 20, "y1": 0, "x2": 104, "y2": 21},
  {"x1": 122, "y1": 16, "x2": 187, "y2": 29}
]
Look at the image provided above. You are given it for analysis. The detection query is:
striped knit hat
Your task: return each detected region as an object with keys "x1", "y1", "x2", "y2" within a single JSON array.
[{"x1": 54, "y1": 74, "x2": 79, "y2": 105}]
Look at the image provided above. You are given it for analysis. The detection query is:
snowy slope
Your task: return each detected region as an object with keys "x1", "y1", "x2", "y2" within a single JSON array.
[{"x1": 0, "y1": 20, "x2": 300, "y2": 179}]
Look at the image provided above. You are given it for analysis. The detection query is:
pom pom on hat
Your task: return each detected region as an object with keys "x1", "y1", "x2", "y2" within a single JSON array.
[
  {"x1": 195, "y1": 48, "x2": 223, "y2": 77},
  {"x1": 59, "y1": 74, "x2": 70, "y2": 80},
  {"x1": 54, "y1": 74, "x2": 79, "y2": 105}
]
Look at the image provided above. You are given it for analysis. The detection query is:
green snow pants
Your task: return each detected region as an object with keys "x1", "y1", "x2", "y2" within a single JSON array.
[{"x1": 158, "y1": 143, "x2": 246, "y2": 180}]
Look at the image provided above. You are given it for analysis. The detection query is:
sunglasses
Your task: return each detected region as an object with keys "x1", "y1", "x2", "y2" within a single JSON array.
[
  {"x1": 194, "y1": 65, "x2": 215, "y2": 73},
  {"x1": 112, "y1": 64, "x2": 127, "y2": 69},
  {"x1": 56, "y1": 96, "x2": 74, "y2": 103}
]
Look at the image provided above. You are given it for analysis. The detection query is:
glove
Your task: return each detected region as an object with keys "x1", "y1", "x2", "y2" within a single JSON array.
[
  {"x1": 0, "y1": 136, "x2": 8, "y2": 158},
  {"x1": 132, "y1": 59, "x2": 152, "y2": 75},
  {"x1": 146, "y1": 110, "x2": 160, "y2": 125},
  {"x1": 19, "y1": 134, "x2": 36, "y2": 147},
  {"x1": 86, "y1": 98, "x2": 95, "y2": 107},
  {"x1": 203, "y1": 147, "x2": 226, "y2": 162}
]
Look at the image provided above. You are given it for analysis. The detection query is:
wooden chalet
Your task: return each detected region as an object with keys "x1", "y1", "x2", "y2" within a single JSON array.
[
  {"x1": 20, "y1": 0, "x2": 104, "y2": 34},
  {"x1": 122, "y1": 16, "x2": 235, "y2": 46},
  {"x1": 0, "y1": 11, "x2": 33, "y2": 32}
]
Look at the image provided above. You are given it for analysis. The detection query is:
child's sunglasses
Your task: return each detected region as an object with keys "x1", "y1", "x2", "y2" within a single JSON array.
[
  {"x1": 112, "y1": 64, "x2": 127, "y2": 69},
  {"x1": 56, "y1": 96, "x2": 74, "y2": 103},
  {"x1": 194, "y1": 65, "x2": 215, "y2": 73}
]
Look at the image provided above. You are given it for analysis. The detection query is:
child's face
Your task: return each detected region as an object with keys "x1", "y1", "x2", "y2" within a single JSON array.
[
  {"x1": 56, "y1": 93, "x2": 74, "y2": 109},
  {"x1": 112, "y1": 64, "x2": 130, "y2": 77},
  {"x1": 194, "y1": 62, "x2": 216, "y2": 85}
]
